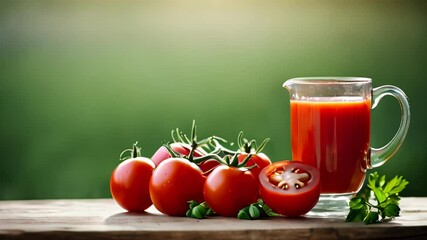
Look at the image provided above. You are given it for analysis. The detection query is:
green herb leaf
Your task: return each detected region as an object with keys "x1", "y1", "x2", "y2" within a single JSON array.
[
  {"x1": 384, "y1": 204, "x2": 400, "y2": 217},
  {"x1": 367, "y1": 172, "x2": 379, "y2": 190},
  {"x1": 389, "y1": 194, "x2": 401, "y2": 202},
  {"x1": 372, "y1": 188, "x2": 387, "y2": 204},
  {"x1": 363, "y1": 211, "x2": 379, "y2": 224},
  {"x1": 349, "y1": 197, "x2": 365, "y2": 210},
  {"x1": 237, "y1": 200, "x2": 279, "y2": 220},
  {"x1": 346, "y1": 205, "x2": 368, "y2": 222},
  {"x1": 186, "y1": 201, "x2": 211, "y2": 219},
  {"x1": 258, "y1": 200, "x2": 281, "y2": 217},
  {"x1": 188, "y1": 200, "x2": 198, "y2": 209},
  {"x1": 383, "y1": 175, "x2": 398, "y2": 193},
  {"x1": 389, "y1": 178, "x2": 409, "y2": 195},
  {"x1": 191, "y1": 205, "x2": 207, "y2": 219},
  {"x1": 206, "y1": 208, "x2": 215, "y2": 216},
  {"x1": 237, "y1": 208, "x2": 251, "y2": 220},
  {"x1": 379, "y1": 174, "x2": 386, "y2": 188},
  {"x1": 347, "y1": 172, "x2": 409, "y2": 225},
  {"x1": 249, "y1": 205, "x2": 261, "y2": 219}
]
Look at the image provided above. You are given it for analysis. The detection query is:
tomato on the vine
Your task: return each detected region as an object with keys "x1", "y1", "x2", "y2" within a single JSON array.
[
  {"x1": 152, "y1": 143, "x2": 219, "y2": 174},
  {"x1": 259, "y1": 160, "x2": 321, "y2": 217},
  {"x1": 151, "y1": 142, "x2": 207, "y2": 167},
  {"x1": 235, "y1": 132, "x2": 271, "y2": 180},
  {"x1": 110, "y1": 143, "x2": 154, "y2": 212},
  {"x1": 204, "y1": 163, "x2": 258, "y2": 217},
  {"x1": 149, "y1": 158, "x2": 206, "y2": 216},
  {"x1": 151, "y1": 122, "x2": 220, "y2": 174},
  {"x1": 238, "y1": 152, "x2": 271, "y2": 180}
]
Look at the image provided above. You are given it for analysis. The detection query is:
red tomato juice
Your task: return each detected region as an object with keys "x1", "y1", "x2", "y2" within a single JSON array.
[{"x1": 290, "y1": 97, "x2": 371, "y2": 194}]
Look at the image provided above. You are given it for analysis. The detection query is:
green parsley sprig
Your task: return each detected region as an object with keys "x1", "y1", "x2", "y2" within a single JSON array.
[{"x1": 346, "y1": 172, "x2": 409, "y2": 224}]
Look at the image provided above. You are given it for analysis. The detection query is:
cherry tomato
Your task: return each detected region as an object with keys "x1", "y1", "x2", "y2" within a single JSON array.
[
  {"x1": 198, "y1": 159, "x2": 220, "y2": 174},
  {"x1": 149, "y1": 158, "x2": 206, "y2": 216},
  {"x1": 110, "y1": 157, "x2": 155, "y2": 212},
  {"x1": 152, "y1": 143, "x2": 219, "y2": 174},
  {"x1": 259, "y1": 160, "x2": 321, "y2": 217},
  {"x1": 151, "y1": 142, "x2": 207, "y2": 166},
  {"x1": 238, "y1": 152, "x2": 272, "y2": 180},
  {"x1": 204, "y1": 165, "x2": 258, "y2": 217}
]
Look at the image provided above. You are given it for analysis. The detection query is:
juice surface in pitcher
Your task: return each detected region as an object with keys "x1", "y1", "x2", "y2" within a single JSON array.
[{"x1": 290, "y1": 97, "x2": 371, "y2": 194}]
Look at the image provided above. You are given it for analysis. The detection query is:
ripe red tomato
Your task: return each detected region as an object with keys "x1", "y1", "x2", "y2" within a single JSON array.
[
  {"x1": 151, "y1": 142, "x2": 207, "y2": 166},
  {"x1": 196, "y1": 159, "x2": 219, "y2": 173},
  {"x1": 204, "y1": 165, "x2": 259, "y2": 217},
  {"x1": 149, "y1": 158, "x2": 206, "y2": 216},
  {"x1": 238, "y1": 152, "x2": 271, "y2": 180},
  {"x1": 259, "y1": 161, "x2": 321, "y2": 217},
  {"x1": 151, "y1": 142, "x2": 219, "y2": 174},
  {"x1": 110, "y1": 157, "x2": 155, "y2": 212}
]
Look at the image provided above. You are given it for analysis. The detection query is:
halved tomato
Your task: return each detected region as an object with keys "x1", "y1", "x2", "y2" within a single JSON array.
[{"x1": 259, "y1": 160, "x2": 321, "y2": 217}]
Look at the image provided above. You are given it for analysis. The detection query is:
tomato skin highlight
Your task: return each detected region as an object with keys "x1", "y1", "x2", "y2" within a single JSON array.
[
  {"x1": 204, "y1": 165, "x2": 259, "y2": 217},
  {"x1": 238, "y1": 152, "x2": 272, "y2": 180},
  {"x1": 149, "y1": 158, "x2": 206, "y2": 216},
  {"x1": 110, "y1": 157, "x2": 155, "y2": 212},
  {"x1": 259, "y1": 161, "x2": 321, "y2": 217},
  {"x1": 151, "y1": 142, "x2": 207, "y2": 166}
]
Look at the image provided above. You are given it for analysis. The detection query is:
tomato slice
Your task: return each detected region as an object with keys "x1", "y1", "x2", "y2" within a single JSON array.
[{"x1": 259, "y1": 161, "x2": 321, "y2": 217}]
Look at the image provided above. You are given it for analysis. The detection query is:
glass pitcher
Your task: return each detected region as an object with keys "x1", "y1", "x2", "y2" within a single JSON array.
[{"x1": 283, "y1": 77, "x2": 410, "y2": 215}]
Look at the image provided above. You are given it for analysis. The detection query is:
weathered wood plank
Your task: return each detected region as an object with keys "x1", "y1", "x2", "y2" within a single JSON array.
[{"x1": 0, "y1": 198, "x2": 426, "y2": 239}]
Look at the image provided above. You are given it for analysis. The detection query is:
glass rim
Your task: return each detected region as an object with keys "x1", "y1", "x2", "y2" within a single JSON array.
[{"x1": 285, "y1": 77, "x2": 372, "y2": 85}]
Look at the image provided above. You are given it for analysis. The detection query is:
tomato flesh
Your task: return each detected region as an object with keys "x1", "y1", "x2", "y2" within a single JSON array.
[
  {"x1": 268, "y1": 167, "x2": 311, "y2": 190},
  {"x1": 259, "y1": 161, "x2": 321, "y2": 217}
]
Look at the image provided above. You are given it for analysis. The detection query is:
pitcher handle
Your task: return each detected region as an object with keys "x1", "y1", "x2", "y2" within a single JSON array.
[{"x1": 369, "y1": 85, "x2": 410, "y2": 168}]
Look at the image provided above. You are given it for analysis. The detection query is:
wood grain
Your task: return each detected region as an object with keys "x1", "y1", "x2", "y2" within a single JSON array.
[{"x1": 0, "y1": 198, "x2": 427, "y2": 240}]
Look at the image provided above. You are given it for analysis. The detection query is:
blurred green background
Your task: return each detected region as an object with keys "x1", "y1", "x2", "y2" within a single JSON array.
[{"x1": 1, "y1": 0, "x2": 426, "y2": 200}]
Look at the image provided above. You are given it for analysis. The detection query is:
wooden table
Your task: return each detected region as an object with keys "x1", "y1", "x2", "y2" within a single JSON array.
[{"x1": 1, "y1": 198, "x2": 426, "y2": 240}]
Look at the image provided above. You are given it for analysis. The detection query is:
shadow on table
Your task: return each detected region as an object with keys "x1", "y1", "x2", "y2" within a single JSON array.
[
  {"x1": 104, "y1": 210, "x2": 350, "y2": 226},
  {"x1": 104, "y1": 211, "x2": 161, "y2": 225},
  {"x1": 104, "y1": 208, "x2": 199, "y2": 226}
]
